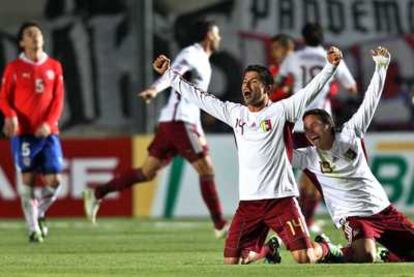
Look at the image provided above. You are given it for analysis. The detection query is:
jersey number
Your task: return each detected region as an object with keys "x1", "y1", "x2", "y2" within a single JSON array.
[
  {"x1": 35, "y1": 78, "x2": 45, "y2": 93},
  {"x1": 286, "y1": 218, "x2": 305, "y2": 236},
  {"x1": 300, "y1": 65, "x2": 324, "y2": 87}
]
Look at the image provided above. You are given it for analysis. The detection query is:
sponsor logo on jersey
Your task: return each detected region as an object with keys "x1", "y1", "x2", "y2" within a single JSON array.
[
  {"x1": 260, "y1": 119, "x2": 272, "y2": 132},
  {"x1": 22, "y1": 72, "x2": 30, "y2": 78},
  {"x1": 46, "y1": 70, "x2": 55, "y2": 80}
]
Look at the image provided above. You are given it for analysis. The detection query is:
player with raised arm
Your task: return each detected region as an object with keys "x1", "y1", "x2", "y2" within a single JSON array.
[
  {"x1": 0, "y1": 22, "x2": 65, "y2": 243},
  {"x1": 293, "y1": 47, "x2": 414, "y2": 262},
  {"x1": 83, "y1": 19, "x2": 229, "y2": 238},
  {"x1": 139, "y1": 46, "x2": 345, "y2": 264},
  {"x1": 277, "y1": 23, "x2": 358, "y2": 233}
]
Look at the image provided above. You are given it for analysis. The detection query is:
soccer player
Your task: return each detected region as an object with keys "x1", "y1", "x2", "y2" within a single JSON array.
[
  {"x1": 83, "y1": 19, "x2": 229, "y2": 238},
  {"x1": 293, "y1": 47, "x2": 414, "y2": 262},
  {"x1": 277, "y1": 23, "x2": 357, "y2": 232},
  {"x1": 139, "y1": 46, "x2": 344, "y2": 264},
  {"x1": 0, "y1": 22, "x2": 65, "y2": 243},
  {"x1": 268, "y1": 33, "x2": 294, "y2": 102}
]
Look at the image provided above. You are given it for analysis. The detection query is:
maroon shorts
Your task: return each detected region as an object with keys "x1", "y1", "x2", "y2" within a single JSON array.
[
  {"x1": 224, "y1": 197, "x2": 312, "y2": 258},
  {"x1": 148, "y1": 121, "x2": 208, "y2": 163},
  {"x1": 343, "y1": 205, "x2": 414, "y2": 261}
]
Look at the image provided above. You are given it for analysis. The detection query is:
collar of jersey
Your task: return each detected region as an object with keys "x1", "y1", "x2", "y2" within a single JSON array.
[{"x1": 19, "y1": 52, "x2": 48, "y2": 66}]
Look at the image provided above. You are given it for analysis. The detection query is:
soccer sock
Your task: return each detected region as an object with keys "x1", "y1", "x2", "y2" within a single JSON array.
[
  {"x1": 199, "y1": 175, "x2": 226, "y2": 230},
  {"x1": 19, "y1": 184, "x2": 40, "y2": 233},
  {"x1": 95, "y1": 168, "x2": 147, "y2": 199},
  {"x1": 38, "y1": 183, "x2": 61, "y2": 218},
  {"x1": 299, "y1": 188, "x2": 319, "y2": 227}
]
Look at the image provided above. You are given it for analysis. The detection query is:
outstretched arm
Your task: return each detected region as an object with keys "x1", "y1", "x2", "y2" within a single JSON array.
[
  {"x1": 138, "y1": 55, "x2": 236, "y2": 126},
  {"x1": 282, "y1": 46, "x2": 341, "y2": 122},
  {"x1": 345, "y1": 46, "x2": 390, "y2": 136}
]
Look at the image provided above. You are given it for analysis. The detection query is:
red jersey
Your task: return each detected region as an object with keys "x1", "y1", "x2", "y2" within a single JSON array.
[
  {"x1": 0, "y1": 53, "x2": 64, "y2": 135},
  {"x1": 268, "y1": 63, "x2": 294, "y2": 102}
]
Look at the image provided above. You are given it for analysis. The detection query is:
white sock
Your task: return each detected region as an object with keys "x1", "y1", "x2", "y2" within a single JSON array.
[
  {"x1": 19, "y1": 184, "x2": 40, "y2": 233},
  {"x1": 38, "y1": 184, "x2": 61, "y2": 218}
]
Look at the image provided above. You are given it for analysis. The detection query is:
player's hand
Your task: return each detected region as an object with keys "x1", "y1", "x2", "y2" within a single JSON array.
[
  {"x1": 138, "y1": 87, "x2": 157, "y2": 104},
  {"x1": 371, "y1": 46, "x2": 391, "y2": 67},
  {"x1": 35, "y1": 123, "x2": 51, "y2": 138},
  {"x1": 153, "y1": 55, "x2": 170, "y2": 74},
  {"x1": 327, "y1": 46, "x2": 343, "y2": 67},
  {"x1": 3, "y1": 117, "x2": 18, "y2": 137}
]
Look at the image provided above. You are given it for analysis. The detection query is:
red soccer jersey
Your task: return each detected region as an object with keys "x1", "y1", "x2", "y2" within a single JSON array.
[{"x1": 0, "y1": 53, "x2": 64, "y2": 135}]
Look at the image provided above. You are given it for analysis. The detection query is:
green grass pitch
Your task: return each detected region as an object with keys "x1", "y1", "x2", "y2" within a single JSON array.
[{"x1": 0, "y1": 217, "x2": 413, "y2": 277}]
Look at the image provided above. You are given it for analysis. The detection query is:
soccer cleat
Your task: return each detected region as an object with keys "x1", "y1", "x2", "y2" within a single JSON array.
[
  {"x1": 214, "y1": 222, "x2": 230, "y2": 239},
  {"x1": 264, "y1": 235, "x2": 282, "y2": 264},
  {"x1": 83, "y1": 189, "x2": 101, "y2": 224},
  {"x1": 315, "y1": 233, "x2": 344, "y2": 263},
  {"x1": 378, "y1": 247, "x2": 390, "y2": 262},
  {"x1": 38, "y1": 217, "x2": 48, "y2": 238},
  {"x1": 29, "y1": 231, "x2": 44, "y2": 243}
]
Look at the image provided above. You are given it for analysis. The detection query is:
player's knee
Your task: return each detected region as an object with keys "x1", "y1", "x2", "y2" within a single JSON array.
[
  {"x1": 291, "y1": 249, "x2": 317, "y2": 264},
  {"x1": 224, "y1": 257, "x2": 239, "y2": 264},
  {"x1": 44, "y1": 174, "x2": 62, "y2": 187},
  {"x1": 353, "y1": 250, "x2": 376, "y2": 263}
]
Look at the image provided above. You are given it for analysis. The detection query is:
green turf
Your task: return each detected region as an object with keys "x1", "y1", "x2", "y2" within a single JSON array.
[{"x1": 0, "y1": 217, "x2": 412, "y2": 277}]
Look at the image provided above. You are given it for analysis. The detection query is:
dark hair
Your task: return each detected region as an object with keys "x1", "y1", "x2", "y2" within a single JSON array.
[
  {"x1": 302, "y1": 22, "x2": 323, "y2": 46},
  {"x1": 243, "y1": 65, "x2": 274, "y2": 86},
  {"x1": 192, "y1": 19, "x2": 216, "y2": 43},
  {"x1": 303, "y1": 109, "x2": 335, "y2": 134},
  {"x1": 17, "y1": 21, "x2": 43, "y2": 43},
  {"x1": 270, "y1": 33, "x2": 294, "y2": 48}
]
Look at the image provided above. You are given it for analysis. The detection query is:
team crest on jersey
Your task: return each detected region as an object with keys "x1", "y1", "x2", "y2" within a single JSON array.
[
  {"x1": 319, "y1": 161, "x2": 334, "y2": 173},
  {"x1": 46, "y1": 70, "x2": 55, "y2": 80},
  {"x1": 260, "y1": 119, "x2": 272, "y2": 132},
  {"x1": 344, "y1": 148, "x2": 357, "y2": 161}
]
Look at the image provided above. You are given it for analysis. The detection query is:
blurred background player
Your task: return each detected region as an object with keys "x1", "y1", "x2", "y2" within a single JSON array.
[
  {"x1": 268, "y1": 33, "x2": 294, "y2": 102},
  {"x1": 0, "y1": 21, "x2": 65, "y2": 243},
  {"x1": 294, "y1": 47, "x2": 414, "y2": 263},
  {"x1": 83, "y1": 19, "x2": 229, "y2": 238},
  {"x1": 276, "y1": 23, "x2": 358, "y2": 233}
]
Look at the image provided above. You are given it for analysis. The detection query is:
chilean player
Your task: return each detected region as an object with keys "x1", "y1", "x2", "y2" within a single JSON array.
[{"x1": 0, "y1": 22, "x2": 64, "y2": 243}]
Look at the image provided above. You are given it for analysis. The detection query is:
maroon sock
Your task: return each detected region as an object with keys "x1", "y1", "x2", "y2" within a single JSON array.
[
  {"x1": 199, "y1": 175, "x2": 226, "y2": 229},
  {"x1": 319, "y1": 241, "x2": 330, "y2": 259},
  {"x1": 299, "y1": 188, "x2": 319, "y2": 227},
  {"x1": 95, "y1": 168, "x2": 147, "y2": 199},
  {"x1": 382, "y1": 251, "x2": 403, "y2": 262},
  {"x1": 341, "y1": 245, "x2": 354, "y2": 262}
]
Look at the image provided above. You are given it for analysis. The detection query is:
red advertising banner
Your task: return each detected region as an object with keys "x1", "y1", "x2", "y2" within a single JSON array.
[{"x1": 0, "y1": 137, "x2": 132, "y2": 218}]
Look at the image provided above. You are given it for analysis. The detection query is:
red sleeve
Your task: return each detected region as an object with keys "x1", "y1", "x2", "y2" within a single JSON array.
[
  {"x1": 0, "y1": 64, "x2": 17, "y2": 118},
  {"x1": 45, "y1": 62, "x2": 64, "y2": 128}
]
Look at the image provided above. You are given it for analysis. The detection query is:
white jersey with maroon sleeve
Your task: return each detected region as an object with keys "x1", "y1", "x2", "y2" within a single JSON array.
[
  {"x1": 293, "y1": 54, "x2": 391, "y2": 227},
  {"x1": 152, "y1": 43, "x2": 211, "y2": 126},
  {"x1": 157, "y1": 62, "x2": 336, "y2": 200},
  {"x1": 279, "y1": 46, "x2": 356, "y2": 131}
]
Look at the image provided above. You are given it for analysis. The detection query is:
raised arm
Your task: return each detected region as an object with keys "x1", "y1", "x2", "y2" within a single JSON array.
[
  {"x1": 282, "y1": 46, "x2": 341, "y2": 122},
  {"x1": 345, "y1": 47, "x2": 390, "y2": 136},
  {"x1": 138, "y1": 55, "x2": 236, "y2": 126}
]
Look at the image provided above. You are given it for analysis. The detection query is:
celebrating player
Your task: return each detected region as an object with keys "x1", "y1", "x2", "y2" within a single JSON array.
[
  {"x1": 0, "y1": 21, "x2": 65, "y2": 243},
  {"x1": 139, "y1": 46, "x2": 343, "y2": 264},
  {"x1": 293, "y1": 47, "x2": 414, "y2": 262}
]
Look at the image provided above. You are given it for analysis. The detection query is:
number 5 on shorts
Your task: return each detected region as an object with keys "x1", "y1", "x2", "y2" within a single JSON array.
[{"x1": 22, "y1": 142, "x2": 30, "y2": 157}]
